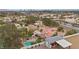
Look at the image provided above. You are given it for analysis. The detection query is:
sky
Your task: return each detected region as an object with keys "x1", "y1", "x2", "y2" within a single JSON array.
[{"x1": 0, "y1": 0, "x2": 79, "y2": 9}]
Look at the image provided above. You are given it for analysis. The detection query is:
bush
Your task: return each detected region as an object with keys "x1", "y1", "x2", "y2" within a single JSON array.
[
  {"x1": 35, "y1": 37, "x2": 42, "y2": 43},
  {"x1": 65, "y1": 29, "x2": 77, "y2": 36},
  {"x1": 57, "y1": 27, "x2": 64, "y2": 32}
]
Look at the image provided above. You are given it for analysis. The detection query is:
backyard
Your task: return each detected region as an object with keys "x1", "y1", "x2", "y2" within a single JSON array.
[{"x1": 66, "y1": 34, "x2": 79, "y2": 49}]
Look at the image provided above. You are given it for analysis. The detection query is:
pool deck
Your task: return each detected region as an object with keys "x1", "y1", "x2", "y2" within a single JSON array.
[{"x1": 32, "y1": 44, "x2": 48, "y2": 49}]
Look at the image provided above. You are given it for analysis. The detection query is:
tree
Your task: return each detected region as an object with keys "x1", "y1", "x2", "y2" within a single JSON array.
[
  {"x1": 35, "y1": 37, "x2": 42, "y2": 43},
  {"x1": 0, "y1": 23, "x2": 22, "y2": 49},
  {"x1": 26, "y1": 16, "x2": 39, "y2": 24},
  {"x1": 65, "y1": 29, "x2": 77, "y2": 36},
  {"x1": 57, "y1": 27, "x2": 64, "y2": 32},
  {"x1": 0, "y1": 20, "x2": 5, "y2": 25},
  {"x1": 53, "y1": 32, "x2": 57, "y2": 36},
  {"x1": 18, "y1": 28, "x2": 27, "y2": 38},
  {"x1": 42, "y1": 18, "x2": 59, "y2": 27}
]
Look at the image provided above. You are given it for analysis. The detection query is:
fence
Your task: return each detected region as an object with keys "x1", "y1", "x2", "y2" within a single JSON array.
[{"x1": 65, "y1": 33, "x2": 79, "y2": 38}]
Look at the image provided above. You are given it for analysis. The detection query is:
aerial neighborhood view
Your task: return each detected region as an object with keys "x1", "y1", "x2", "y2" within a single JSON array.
[{"x1": 0, "y1": 9, "x2": 79, "y2": 49}]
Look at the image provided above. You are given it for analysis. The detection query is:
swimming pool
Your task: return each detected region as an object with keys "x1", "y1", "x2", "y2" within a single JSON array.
[{"x1": 23, "y1": 41, "x2": 32, "y2": 47}]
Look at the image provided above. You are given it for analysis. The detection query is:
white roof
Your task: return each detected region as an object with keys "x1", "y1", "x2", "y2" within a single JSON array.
[
  {"x1": 34, "y1": 30, "x2": 41, "y2": 35},
  {"x1": 56, "y1": 39, "x2": 72, "y2": 48}
]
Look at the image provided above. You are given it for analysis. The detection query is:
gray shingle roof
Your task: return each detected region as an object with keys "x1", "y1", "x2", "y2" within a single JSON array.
[{"x1": 45, "y1": 36, "x2": 64, "y2": 44}]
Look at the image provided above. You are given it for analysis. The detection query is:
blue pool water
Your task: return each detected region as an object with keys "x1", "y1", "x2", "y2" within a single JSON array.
[{"x1": 23, "y1": 41, "x2": 32, "y2": 47}]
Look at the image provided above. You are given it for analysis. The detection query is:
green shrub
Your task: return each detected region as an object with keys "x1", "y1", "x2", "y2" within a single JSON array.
[
  {"x1": 65, "y1": 29, "x2": 77, "y2": 36},
  {"x1": 57, "y1": 27, "x2": 64, "y2": 32},
  {"x1": 35, "y1": 37, "x2": 42, "y2": 43}
]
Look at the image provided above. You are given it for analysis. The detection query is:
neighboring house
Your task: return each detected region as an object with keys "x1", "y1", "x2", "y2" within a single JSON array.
[
  {"x1": 3, "y1": 18, "x2": 12, "y2": 23},
  {"x1": 45, "y1": 36, "x2": 72, "y2": 49},
  {"x1": 34, "y1": 21, "x2": 43, "y2": 27},
  {"x1": 41, "y1": 27, "x2": 56, "y2": 38},
  {"x1": 14, "y1": 23, "x2": 22, "y2": 29},
  {"x1": 33, "y1": 30, "x2": 41, "y2": 36},
  {"x1": 64, "y1": 18, "x2": 76, "y2": 23},
  {"x1": 15, "y1": 23, "x2": 26, "y2": 29},
  {"x1": 75, "y1": 18, "x2": 79, "y2": 24},
  {"x1": 27, "y1": 24, "x2": 38, "y2": 31}
]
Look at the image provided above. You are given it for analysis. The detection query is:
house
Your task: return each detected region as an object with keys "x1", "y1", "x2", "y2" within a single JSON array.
[
  {"x1": 33, "y1": 30, "x2": 41, "y2": 36},
  {"x1": 3, "y1": 18, "x2": 12, "y2": 23},
  {"x1": 64, "y1": 18, "x2": 76, "y2": 23},
  {"x1": 45, "y1": 36, "x2": 72, "y2": 49},
  {"x1": 14, "y1": 23, "x2": 22, "y2": 29},
  {"x1": 34, "y1": 21, "x2": 43, "y2": 27},
  {"x1": 27, "y1": 24, "x2": 38, "y2": 31},
  {"x1": 41, "y1": 27, "x2": 56, "y2": 38},
  {"x1": 75, "y1": 18, "x2": 79, "y2": 24}
]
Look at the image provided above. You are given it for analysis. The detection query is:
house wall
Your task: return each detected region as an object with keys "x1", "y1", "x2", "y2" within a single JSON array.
[{"x1": 45, "y1": 42, "x2": 51, "y2": 48}]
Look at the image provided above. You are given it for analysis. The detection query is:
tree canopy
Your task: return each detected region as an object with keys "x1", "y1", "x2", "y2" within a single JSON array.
[
  {"x1": 42, "y1": 18, "x2": 59, "y2": 27},
  {"x1": 0, "y1": 23, "x2": 22, "y2": 48},
  {"x1": 57, "y1": 26, "x2": 64, "y2": 32},
  {"x1": 26, "y1": 16, "x2": 39, "y2": 24},
  {"x1": 65, "y1": 29, "x2": 77, "y2": 36}
]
